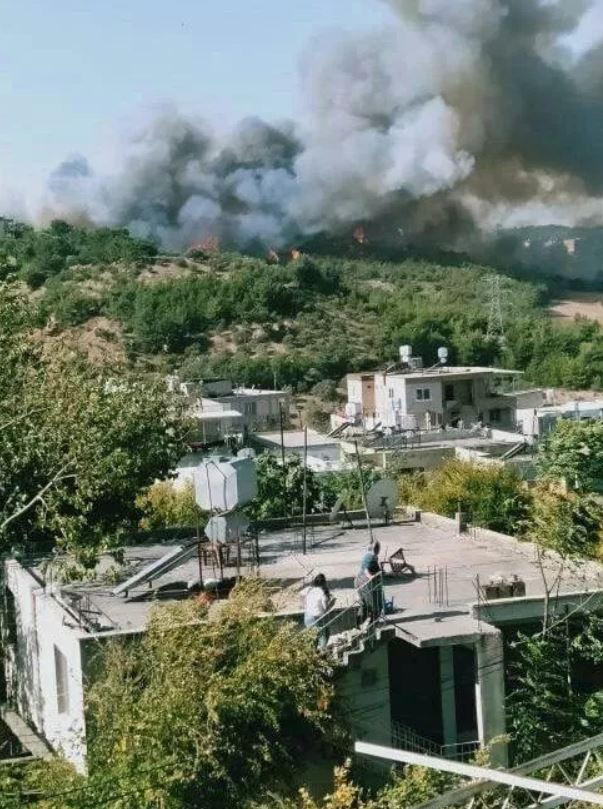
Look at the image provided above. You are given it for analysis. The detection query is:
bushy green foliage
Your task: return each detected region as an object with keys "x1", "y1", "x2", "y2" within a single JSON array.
[
  {"x1": 137, "y1": 480, "x2": 206, "y2": 531},
  {"x1": 38, "y1": 279, "x2": 102, "y2": 326},
  {"x1": 4, "y1": 582, "x2": 338, "y2": 809},
  {"x1": 525, "y1": 485, "x2": 603, "y2": 558},
  {"x1": 310, "y1": 380, "x2": 340, "y2": 402},
  {"x1": 320, "y1": 468, "x2": 382, "y2": 512},
  {"x1": 112, "y1": 277, "x2": 214, "y2": 352},
  {"x1": 260, "y1": 759, "x2": 459, "y2": 809},
  {"x1": 106, "y1": 255, "x2": 340, "y2": 354},
  {"x1": 248, "y1": 453, "x2": 325, "y2": 520},
  {"x1": 399, "y1": 459, "x2": 531, "y2": 534},
  {"x1": 0, "y1": 218, "x2": 156, "y2": 286},
  {"x1": 538, "y1": 419, "x2": 603, "y2": 492},
  {"x1": 248, "y1": 454, "x2": 382, "y2": 520},
  {"x1": 507, "y1": 614, "x2": 603, "y2": 761},
  {"x1": 0, "y1": 285, "x2": 185, "y2": 559}
]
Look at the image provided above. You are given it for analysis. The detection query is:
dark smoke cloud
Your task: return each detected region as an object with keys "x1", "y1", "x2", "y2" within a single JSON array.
[{"x1": 42, "y1": 0, "x2": 603, "y2": 255}]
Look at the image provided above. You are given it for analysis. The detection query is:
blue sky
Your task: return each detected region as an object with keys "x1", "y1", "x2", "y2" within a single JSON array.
[{"x1": 0, "y1": 0, "x2": 393, "y2": 199}]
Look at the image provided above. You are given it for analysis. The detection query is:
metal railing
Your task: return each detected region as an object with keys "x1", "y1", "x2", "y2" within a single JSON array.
[
  {"x1": 314, "y1": 573, "x2": 389, "y2": 659},
  {"x1": 441, "y1": 739, "x2": 481, "y2": 762},
  {"x1": 391, "y1": 721, "x2": 479, "y2": 762}
]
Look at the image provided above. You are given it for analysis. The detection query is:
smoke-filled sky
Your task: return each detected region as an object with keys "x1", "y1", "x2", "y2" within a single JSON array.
[{"x1": 3, "y1": 0, "x2": 603, "y2": 251}]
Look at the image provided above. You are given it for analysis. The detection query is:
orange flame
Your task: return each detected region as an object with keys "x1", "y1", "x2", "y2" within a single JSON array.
[{"x1": 188, "y1": 236, "x2": 220, "y2": 254}]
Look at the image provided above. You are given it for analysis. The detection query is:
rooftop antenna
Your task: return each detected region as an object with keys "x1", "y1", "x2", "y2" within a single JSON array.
[{"x1": 485, "y1": 275, "x2": 506, "y2": 344}]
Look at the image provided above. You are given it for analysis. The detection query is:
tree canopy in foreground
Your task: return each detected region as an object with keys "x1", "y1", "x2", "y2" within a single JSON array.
[
  {"x1": 0, "y1": 284, "x2": 185, "y2": 560},
  {"x1": 0, "y1": 581, "x2": 339, "y2": 809}
]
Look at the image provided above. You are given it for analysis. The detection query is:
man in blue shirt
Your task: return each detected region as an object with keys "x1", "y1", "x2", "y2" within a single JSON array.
[{"x1": 360, "y1": 541, "x2": 381, "y2": 574}]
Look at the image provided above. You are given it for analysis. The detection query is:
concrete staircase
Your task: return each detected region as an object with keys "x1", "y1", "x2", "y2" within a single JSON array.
[
  {"x1": 330, "y1": 620, "x2": 396, "y2": 667},
  {"x1": 0, "y1": 707, "x2": 52, "y2": 761}
]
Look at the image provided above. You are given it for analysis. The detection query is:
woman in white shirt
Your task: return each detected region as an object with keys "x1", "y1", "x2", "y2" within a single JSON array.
[{"x1": 304, "y1": 573, "x2": 334, "y2": 649}]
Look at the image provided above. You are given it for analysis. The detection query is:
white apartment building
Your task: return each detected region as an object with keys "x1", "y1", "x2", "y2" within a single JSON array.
[
  {"x1": 168, "y1": 377, "x2": 291, "y2": 444},
  {"x1": 346, "y1": 366, "x2": 544, "y2": 431},
  {"x1": 198, "y1": 386, "x2": 290, "y2": 432}
]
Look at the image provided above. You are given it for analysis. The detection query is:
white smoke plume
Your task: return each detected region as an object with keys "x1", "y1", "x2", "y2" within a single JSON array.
[{"x1": 41, "y1": 0, "x2": 603, "y2": 251}]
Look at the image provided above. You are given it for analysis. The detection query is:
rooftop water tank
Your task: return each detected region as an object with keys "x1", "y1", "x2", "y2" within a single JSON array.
[
  {"x1": 194, "y1": 456, "x2": 258, "y2": 512},
  {"x1": 205, "y1": 512, "x2": 250, "y2": 543},
  {"x1": 399, "y1": 345, "x2": 412, "y2": 363}
]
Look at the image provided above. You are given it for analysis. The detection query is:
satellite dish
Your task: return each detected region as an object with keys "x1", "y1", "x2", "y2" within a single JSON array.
[{"x1": 366, "y1": 479, "x2": 398, "y2": 519}]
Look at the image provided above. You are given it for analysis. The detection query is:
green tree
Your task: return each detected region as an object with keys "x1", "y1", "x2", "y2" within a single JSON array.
[
  {"x1": 247, "y1": 453, "x2": 323, "y2": 520},
  {"x1": 526, "y1": 484, "x2": 602, "y2": 559},
  {"x1": 537, "y1": 419, "x2": 603, "y2": 492},
  {"x1": 137, "y1": 480, "x2": 206, "y2": 531},
  {"x1": 320, "y1": 468, "x2": 382, "y2": 512},
  {"x1": 399, "y1": 460, "x2": 530, "y2": 535},
  {"x1": 4, "y1": 582, "x2": 338, "y2": 809},
  {"x1": 0, "y1": 285, "x2": 185, "y2": 559},
  {"x1": 507, "y1": 614, "x2": 603, "y2": 761}
]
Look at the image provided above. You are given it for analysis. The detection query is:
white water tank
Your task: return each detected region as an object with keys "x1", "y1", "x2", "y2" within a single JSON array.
[
  {"x1": 194, "y1": 456, "x2": 257, "y2": 511},
  {"x1": 400, "y1": 345, "x2": 412, "y2": 363},
  {"x1": 205, "y1": 512, "x2": 250, "y2": 543},
  {"x1": 438, "y1": 346, "x2": 449, "y2": 365}
]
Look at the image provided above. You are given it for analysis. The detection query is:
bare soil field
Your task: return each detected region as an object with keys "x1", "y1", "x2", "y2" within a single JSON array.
[{"x1": 549, "y1": 292, "x2": 603, "y2": 324}]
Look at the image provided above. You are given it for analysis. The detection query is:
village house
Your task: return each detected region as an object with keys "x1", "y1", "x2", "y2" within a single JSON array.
[
  {"x1": 251, "y1": 428, "x2": 351, "y2": 472},
  {"x1": 3, "y1": 512, "x2": 603, "y2": 772},
  {"x1": 167, "y1": 376, "x2": 291, "y2": 445},
  {"x1": 342, "y1": 363, "x2": 544, "y2": 432}
]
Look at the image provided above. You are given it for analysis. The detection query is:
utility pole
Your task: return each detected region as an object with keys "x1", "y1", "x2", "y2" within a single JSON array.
[
  {"x1": 354, "y1": 440, "x2": 374, "y2": 546},
  {"x1": 279, "y1": 401, "x2": 287, "y2": 517},
  {"x1": 302, "y1": 425, "x2": 308, "y2": 554}
]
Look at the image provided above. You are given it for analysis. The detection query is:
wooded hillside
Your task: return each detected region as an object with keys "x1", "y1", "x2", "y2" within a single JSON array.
[{"x1": 2, "y1": 219, "x2": 603, "y2": 391}]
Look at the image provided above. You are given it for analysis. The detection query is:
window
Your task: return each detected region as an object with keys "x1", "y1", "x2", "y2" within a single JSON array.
[
  {"x1": 54, "y1": 645, "x2": 70, "y2": 715},
  {"x1": 444, "y1": 384, "x2": 454, "y2": 402},
  {"x1": 415, "y1": 388, "x2": 431, "y2": 402},
  {"x1": 243, "y1": 401, "x2": 257, "y2": 416},
  {"x1": 3, "y1": 587, "x2": 17, "y2": 645},
  {"x1": 388, "y1": 388, "x2": 394, "y2": 399},
  {"x1": 489, "y1": 408, "x2": 502, "y2": 422}
]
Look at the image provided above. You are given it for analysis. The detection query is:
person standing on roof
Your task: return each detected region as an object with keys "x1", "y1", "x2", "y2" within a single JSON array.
[
  {"x1": 357, "y1": 558, "x2": 385, "y2": 626},
  {"x1": 359, "y1": 540, "x2": 381, "y2": 574},
  {"x1": 304, "y1": 573, "x2": 334, "y2": 650}
]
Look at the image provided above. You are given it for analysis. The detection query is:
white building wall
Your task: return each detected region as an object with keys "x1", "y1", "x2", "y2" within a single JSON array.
[
  {"x1": 347, "y1": 378, "x2": 363, "y2": 406},
  {"x1": 5, "y1": 563, "x2": 88, "y2": 771},
  {"x1": 375, "y1": 375, "x2": 407, "y2": 426},
  {"x1": 338, "y1": 641, "x2": 391, "y2": 745},
  {"x1": 280, "y1": 444, "x2": 341, "y2": 464},
  {"x1": 404, "y1": 379, "x2": 443, "y2": 424}
]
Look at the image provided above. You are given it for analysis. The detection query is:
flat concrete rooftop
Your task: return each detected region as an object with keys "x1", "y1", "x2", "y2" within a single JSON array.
[
  {"x1": 255, "y1": 429, "x2": 336, "y2": 449},
  {"x1": 257, "y1": 519, "x2": 603, "y2": 612},
  {"x1": 55, "y1": 515, "x2": 603, "y2": 640}
]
